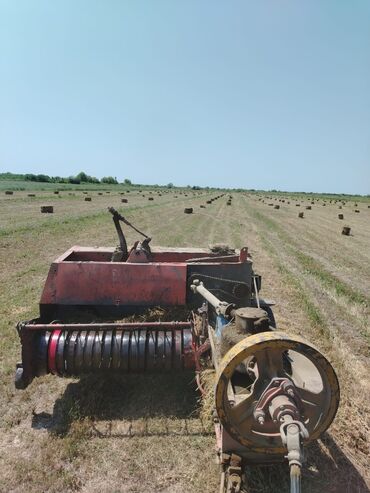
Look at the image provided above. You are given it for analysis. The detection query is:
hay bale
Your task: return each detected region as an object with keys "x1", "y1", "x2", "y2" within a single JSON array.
[
  {"x1": 41, "y1": 205, "x2": 53, "y2": 213},
  {"x1": 184, "y1": 208, "x2": 193, "y2": 214},
  {"x1": 296, "y1": 204, "x2": 300, "y2": 207},
  {"x1": 306, "y1": 206, "x2": 311, "y2": 210},
  {"x1": 355, "y1": 209, "x2": 360, "y2": 213},
  {"x1": 274, "y1": 205, "x2": 280, "y2": 209},
  {"x1": 206, "y1": 200, "x2": 212, "y2": 204},
  {"x1": 84, "y1": 197, "x2": 92, "y2": 201},
  {"x1": 54, "y1": 191, "x2": 59, "y2": 194},
  {"x1": 200, "y1": 205, "x2": 206, "y2": 208},
  {"x1": 342, "y1": 226, "x2": 351, "y2": 236},
  {"x1": 121, "y1": 198, "x2": 128, "y2": 203},
  {"x1": 98, "y1": 192, "x2": 103, "y2": 195},
  {"x1": 338, "y1": 214, "x2": 344, "y2": 220},
  {"x1": 298, "y1": 212, "x2": 304, "y2": 218},
  {"x1": 148, "y1": 197, "x2": 154, "y2": 201},
  {"x1": 28, "y1": 194, "x2": 36, "y2": 197},
  {"x1": 5, "y1": 191, "x2": 13, "y2": 195}
]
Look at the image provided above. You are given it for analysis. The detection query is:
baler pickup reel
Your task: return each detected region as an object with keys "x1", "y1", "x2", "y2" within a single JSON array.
[{"x1": 15, "y1": 209, "x2": 340, "y2": 493}]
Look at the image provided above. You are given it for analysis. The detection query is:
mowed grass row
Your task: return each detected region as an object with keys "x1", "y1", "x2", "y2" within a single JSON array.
[{"x1": 0, "y1": 189, "x2": 369, "y2": 492}]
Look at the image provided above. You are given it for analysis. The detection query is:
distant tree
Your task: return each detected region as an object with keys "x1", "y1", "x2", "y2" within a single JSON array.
[
  {"x1": 36, "y1": 174, "x2": 51, "y2": 182},
  {"x1": 75, "y1": 171, "x2": 89, "y2": 182},
  {"x1": 68, "y1": 176, "x2": 80, "y2": 184},
  {"x1": 25, "y1": 174, "x2": 37, "y2": 181},
  {"x1": 123, "y1": 178, "x2": 132, "y2": 185},
  {"x1": 167, "y1": 182, "x2": 174, "y2": 188},
  {"x1": 75, "y1": 171, "x2": 99, "y2": 183},
  {"x1": 101, "y1": 176, "x2": 118, "y2": 184}
]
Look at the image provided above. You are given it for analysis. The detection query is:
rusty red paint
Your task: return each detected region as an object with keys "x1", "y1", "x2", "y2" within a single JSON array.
[{"x1": 41, "y1": 261, "x2": 187, "y2": 306}]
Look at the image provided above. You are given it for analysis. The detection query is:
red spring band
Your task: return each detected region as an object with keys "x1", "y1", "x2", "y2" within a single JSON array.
[{"x1": 48, "y1": 329, "x2": 62, "y2": 375}]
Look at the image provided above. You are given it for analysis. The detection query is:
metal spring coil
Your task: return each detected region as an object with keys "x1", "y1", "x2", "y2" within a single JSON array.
[{"x1": 37, "y1": 329, "x2": 193, "y2": 376}]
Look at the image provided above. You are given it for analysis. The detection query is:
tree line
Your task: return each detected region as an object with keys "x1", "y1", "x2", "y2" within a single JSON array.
[{"x1": 1, "y1": 171, "x2": 132, "y2": 185}]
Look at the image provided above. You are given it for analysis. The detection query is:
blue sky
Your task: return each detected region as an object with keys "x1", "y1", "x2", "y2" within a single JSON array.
[{"x1": 1, "y1": 1, "x2": 369, "y2": 193}]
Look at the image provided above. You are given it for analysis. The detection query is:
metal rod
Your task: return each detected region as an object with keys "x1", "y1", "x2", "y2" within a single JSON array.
[
  {"x1": 253, "y1": 276, "x2": 260, "y2": 308},
  {"x1": 191, "y1": 280, "x2": 223, "y2": 310},
  {"x1": 290, "y1": 464, "x2": 301, "y2": 493},
  {"x1": 191, "y1": 280, "x2": 234, "y2": 318},
  {"x1": 23, "y1": 322, "x2": 191, "y2": 331}
]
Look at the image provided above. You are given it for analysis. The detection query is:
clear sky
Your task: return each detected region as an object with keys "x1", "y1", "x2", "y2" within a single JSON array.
[{"x1": 1, "y1": 1, "x2": 369, "y2": 194}]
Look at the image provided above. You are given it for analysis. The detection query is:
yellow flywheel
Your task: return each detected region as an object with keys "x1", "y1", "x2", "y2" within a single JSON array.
[{"x1": 215, "y1": 331, "x2": 340, "y2": 455}]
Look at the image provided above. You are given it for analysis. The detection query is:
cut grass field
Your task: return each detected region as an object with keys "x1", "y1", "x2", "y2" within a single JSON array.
[{"x1": 0, "y1": 186, "x2": 369, "y2": 493}]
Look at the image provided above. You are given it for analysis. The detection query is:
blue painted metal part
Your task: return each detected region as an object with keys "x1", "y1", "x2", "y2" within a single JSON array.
[{"x1": 215, "y1": 315, "x2": 229, "y2": 339}]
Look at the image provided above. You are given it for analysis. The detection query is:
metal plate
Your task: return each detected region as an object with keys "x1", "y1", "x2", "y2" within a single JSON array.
[
  {"x1": 48, "y1": 329, "x2": 62, "y2": 375},
  {"x1": 101, "y1": 330, "x2": 113, "y2": 369},
  {"x1": 164, "y1": 331, "x2": 173, "y2": 370},
  {"x1": 146, "y1": 331, "x2": 156, "y2": 370},
  {"x1": 83, "y1": 331, "x2": 95, "y2": 370},
  {"x1": 66, "y1": 331, "x2": 79, "y2": 375},
  {"x1": 121, "y1": 331, "x2": 130, "y2": 372},
  {"x1": 36, "y1": 331, "x2": 51, "y2": 377},
  {"x1": 74, "y1": 331, "x2": 87, "y2": 374},
  {"x1": 155, "y1": 331, "x2": 165, "y2": 370},
  {"x1": 55, "y1": 331, "x2": 66, "y2": 375},
  {"x1": 182, "y1": 329, "x2": 194, "y2": 369},
  {"x1": 112, "y1": 331, "x2": 123, "y2": 369},
  {"x1": 174, "y1": 330, "x2": 183, "y2": 370},
  {"x1": 92, "y1": 331, "x2": 103, "y2": 370},
  {"x1": 138, "y1": 330, "x2": 147, "y2": 371},
  {"x1": 130, "y1": 331, "x2": 139, "y2": 371}
]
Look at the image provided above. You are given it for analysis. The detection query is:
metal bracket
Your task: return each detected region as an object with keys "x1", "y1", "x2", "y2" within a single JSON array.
[{"x1": 220, "y1": 454, "x2": 243, "y2": 493}]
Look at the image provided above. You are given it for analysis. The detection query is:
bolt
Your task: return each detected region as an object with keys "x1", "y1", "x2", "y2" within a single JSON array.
[
  {"x1": 257, "y1": 416, "x2": 265, "y2": 425},
  {"x1": 287, "y1": 389, "x2": 294, "y2": 396},
  {"x1": 280, "y1": 405, "x2": 285, "y2": 410}
]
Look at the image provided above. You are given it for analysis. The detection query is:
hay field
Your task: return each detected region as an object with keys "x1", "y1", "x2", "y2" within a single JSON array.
[{"x1": 0, "y1": 186, "x2": 369, "y2": 493}]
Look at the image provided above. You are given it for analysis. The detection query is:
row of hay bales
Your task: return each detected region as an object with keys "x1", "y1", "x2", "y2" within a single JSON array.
[
  {"x1": 254, "y1": 195, "x2": 364, "y2": 236},
  {"x1": 184, "y1": 193, "x2": 228, "y2": 214}
]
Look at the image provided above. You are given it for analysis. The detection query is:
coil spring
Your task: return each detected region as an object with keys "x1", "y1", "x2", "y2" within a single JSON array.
[{"x1": 36, "y1": 329, "x2": 193, "y2": 376}]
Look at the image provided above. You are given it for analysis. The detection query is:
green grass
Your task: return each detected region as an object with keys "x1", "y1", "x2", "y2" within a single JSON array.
[
  {"x1": 295, "y1": 250, "x2": 369, "y2": 307},
  {"x1": 259, "y1": 235, "x2": 329, "y2": 337},
  {"x1": 248, "y1": 207, "x2": 369, "y2": 308}
]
